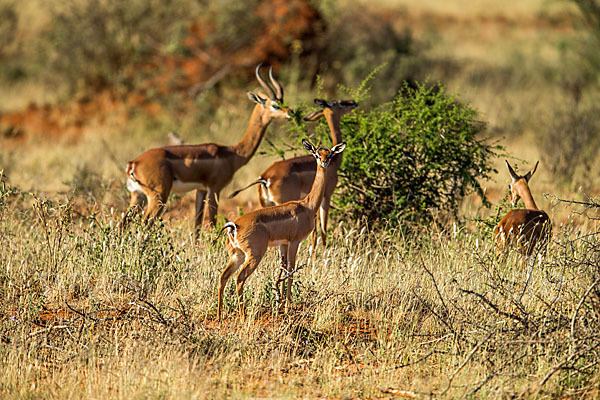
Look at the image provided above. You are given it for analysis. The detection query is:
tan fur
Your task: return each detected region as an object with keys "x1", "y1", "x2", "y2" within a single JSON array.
[
  {"x1": 123, "y1": 65, "x2": 291, "y2": 230},
  {"x1": 494, "y1": 160, "x2": 552, "y2": 257},
  {"x1": 217, "y1": 141, "x2": 346, "y2": 320}
]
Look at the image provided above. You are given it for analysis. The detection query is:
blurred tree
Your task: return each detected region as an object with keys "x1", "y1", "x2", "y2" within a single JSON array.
[{"x1": 36, "y1": 0, "x2": 197, "y2": 92}]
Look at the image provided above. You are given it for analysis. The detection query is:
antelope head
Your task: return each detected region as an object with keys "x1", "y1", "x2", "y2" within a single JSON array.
[
  {"x1": 506, "y1": 160, "x2": 539, "y2": 207},
  {"x1": 247, "y1": 64, "x2": 293, "y2": 123},
  {"x1": 303, "y1": 99, "x2": 358, "y2": 121},
  {"x1": 302, "y1": 139, "x2": 346, "y2": 168}
]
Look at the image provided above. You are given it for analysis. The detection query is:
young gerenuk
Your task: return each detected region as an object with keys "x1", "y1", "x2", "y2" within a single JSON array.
[{"x1": 217, "y1": 139, "x2": 346, "y2": 320}]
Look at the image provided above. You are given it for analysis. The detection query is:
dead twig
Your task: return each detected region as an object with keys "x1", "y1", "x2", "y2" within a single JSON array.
[
  {"x1": 439, "y1": 331, "x2": 494, "y2": 396},
  {"x1": 419, "y1": 255, "x2": 454, "y2": 333},
  {"x1": 459, "y1": 288, "x2": 529, "y2": 328},
  {"x1": 570, "y1": 278, "x2": 600, "y2": 342},
  {"x1": 66, "y1": 299, "x2": 98, "y2": 322}
]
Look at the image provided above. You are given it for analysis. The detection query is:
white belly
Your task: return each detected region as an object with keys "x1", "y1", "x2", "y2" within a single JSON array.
[
  {"x1": 268, "y1": 239, "x2": 289, "y2": 247},
  {"x1": 172, "y1": 179, "x2": 207, "y2": 194}
]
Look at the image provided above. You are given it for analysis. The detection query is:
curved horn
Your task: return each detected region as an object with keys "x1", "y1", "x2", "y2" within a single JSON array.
[
  {"x1": 269, "y1": 67, "x2": 284, "y2": 101},
  {"x1": 524, "y1": 161, "x2": 539, "y2": 181},
  {"x1": 255, "y1": 64, "x2": 276, "y2": 100},
  {"x1": 505, "y1": 160, "x2": 519, "y2": 181}
]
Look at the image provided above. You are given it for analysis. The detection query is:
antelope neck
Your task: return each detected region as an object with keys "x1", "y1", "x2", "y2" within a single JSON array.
[
  {"x1": 325, "y1": 112, "x2": 343, "y2": 145},
  {"x1": 302, "y1": 162, "x2": 327, "y2": 211},
  {"x1": 232, "y1": 105, "x2": 270, "y2": 164},
  {"x1": 517, "y1": 181, "x2": 539, "y2": 210}
]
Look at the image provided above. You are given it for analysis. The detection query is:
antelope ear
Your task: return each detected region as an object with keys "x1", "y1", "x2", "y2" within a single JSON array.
[
  {"x1": 248, "y1": 92, "x2": 266, "y2": 105},
  {"x1": 524, "y1": 161, "x2": 539, "y2": 181},
  {"x1": 303, "y1": 109, "x2": 324, "y2": 121},
  {"x1": 505, "y1": 160, "x2": 519, "y2": 181},
  {"x1": 340, "y1": 100, "x2": 358, "y2": 108},
  {"x1": 314, "y1": 98, "x2": 328, "y2": 108},
  {"x1": 331, "y1": 142, "x2": 346, "y2": 154},
  {"x1": 302, "y1": 139, "x2": 317, "y2": 155}
]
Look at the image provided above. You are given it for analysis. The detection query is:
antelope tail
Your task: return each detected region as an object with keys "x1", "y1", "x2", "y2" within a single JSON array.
[
  {"x1": 228, "y1": 179, "x2": 268, "y2": 199},
  {"x1": 126, "y1": 161, "x2": 141, "y2": 184},
  {"x1": 213, "y1": 222, "x2": 238, "y2": 245}
]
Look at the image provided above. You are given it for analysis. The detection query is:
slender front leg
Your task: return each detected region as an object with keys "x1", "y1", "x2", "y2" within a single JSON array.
[
  {"x1": 235, "y1": 257, "x2": 261, "y2": 319},
  {"x1": 202, "y1": 188, "x2": 219, "y2": 229},
  {"x1": 194, "y1": 189, "x2": 207, "y2": 234},
  {"x1": 277, "y1": 244, "x2": 289, "y2": 311},
  {"x1": 309, "y1": 217, "x2": 319, "y2": 266},
  {"x1": 318, "y1": 196, "x2": 332, "y2": 247},
  {"x1": 218, "y1": 251, "x2": 245, "y2": 321},
  {"x1": 285, "y1": 241, "x2": 300, "y2": 313}
]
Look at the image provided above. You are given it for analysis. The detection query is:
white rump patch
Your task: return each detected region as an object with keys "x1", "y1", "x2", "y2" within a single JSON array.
[
  {"x1": 127, "y1": 178, "x2": 143, "y2": 194},
  {"x1": 171, "y1": 179, "x2": 207, "y2": 194},
  {"x1": 259, "y1": 181, "x2": 278, "y2": 207},
  {"x1": 225, "y1": 223, "x2": 240, "y2": 249},
  {"x1": 265, "y1": 187, "x2": 276, "y2": 205}
]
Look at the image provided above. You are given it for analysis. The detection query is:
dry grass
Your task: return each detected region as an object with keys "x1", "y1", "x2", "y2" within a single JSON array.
[{"x1": 1, "y1": 181, "x2": 600, "y2": 398}]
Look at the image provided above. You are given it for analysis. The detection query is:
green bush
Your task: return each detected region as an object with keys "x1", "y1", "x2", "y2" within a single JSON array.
[{"x1": 311, "y1": 81, "x2": 500, "y2": 227}]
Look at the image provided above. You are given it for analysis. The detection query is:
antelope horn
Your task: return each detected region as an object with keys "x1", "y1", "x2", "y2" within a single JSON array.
[
  {"x1": 525, "y1": 161, "x2": 539, "y2": 181},
  {"x1": 505, "y1": 160, "x2": 519, "y2": 181},
  {"x1": 269, "y1": 67, "x2": 284, "y2": 101},
  {"x1": 255, "y1": 64, "x2": 276, "y2": 100}
]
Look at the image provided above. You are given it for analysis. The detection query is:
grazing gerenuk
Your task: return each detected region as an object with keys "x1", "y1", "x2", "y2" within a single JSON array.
[
  {"x1": 217, "y1": 139, "x2": 346, "y2": 320},
  {"x1": 123, "y1": 65, "x2": 292, "y2": 229},
  {"x1": 494, "y1": 160, "x2": 552, "y2": 257},
  {"x1": 229, "y1": 99, "x2": 357, "y2": 248}
]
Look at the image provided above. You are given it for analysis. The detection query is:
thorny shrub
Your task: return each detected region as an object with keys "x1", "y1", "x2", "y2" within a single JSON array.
[{"x1": 297, "y1": 80, "x2": 501, "y2": 228}]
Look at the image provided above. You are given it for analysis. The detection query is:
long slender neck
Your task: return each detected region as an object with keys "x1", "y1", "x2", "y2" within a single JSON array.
[
  {"x1": 232, "y1": 105, "x2": 270, "y2": 164},
  {"x1": 518, "y1": 184, "x2": 539, "y2": 210},
  {"x1": 303, "y1": 162, "x2": 327, "y2": 212},
  {"x1": 325, "y1": 111, "x2": 343, "y2": 145}
]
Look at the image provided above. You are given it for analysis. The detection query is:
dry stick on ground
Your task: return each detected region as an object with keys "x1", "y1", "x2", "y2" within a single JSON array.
[
  {"x1": 517, "y1": 242, "x2": 545, "y2": 304},
  {"x1": 418, "y1": 257, "x2": 456, "y2": 335},
  {"x1": 387, "y1": 349, "x2": 449, "y2": 371},
  {"x1": 65, "y1": 299, "x2": 98, "y2": 322},
  {"x1": 459, "y1": 288, "x2": 530, "y2": 328},
  {"x1": 412, "y1": 288, "x2": 455, "y2": 335},
  {"x1": 438, "y1": 331, "x2": 494, "y2": 397},
  {"x1": 570, "y1": 278, "x2": 600, "y2": 342},
  {"x1": 468, "y1": 350, "x2": 531, "y2": 397},
  {"x1": 532, "y1": 341, "x2": 600, "y2": 396}
]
